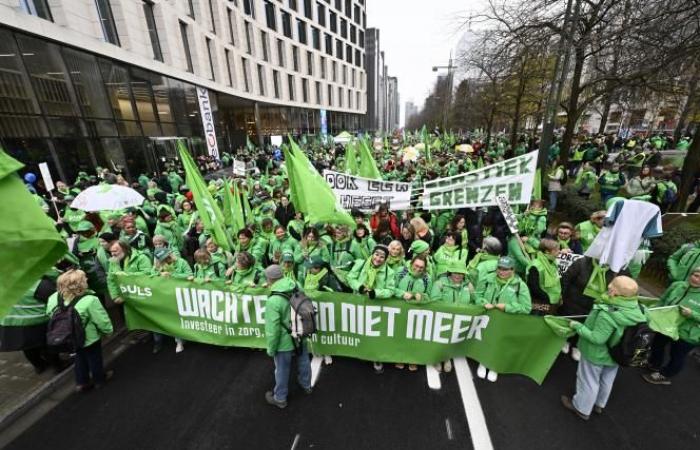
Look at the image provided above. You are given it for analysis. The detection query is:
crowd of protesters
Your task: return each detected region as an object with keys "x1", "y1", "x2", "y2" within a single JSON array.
[{"x1": 1, "y1": 129, "x2": 699, "y2": 413}]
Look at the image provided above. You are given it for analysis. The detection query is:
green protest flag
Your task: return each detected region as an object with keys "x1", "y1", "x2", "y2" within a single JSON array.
[
  {"x1": 646, "y1": 306, "x2": 685, "y2": 340},
  {"x1": 345, "y1": 141, "x2": 359, "y2": 175},
  {"x1": 358, "y1": 139, "x2": 381, "y2": 180},
  {"x1": 177, "y1": 140, "x2": 232, "y2": 251},
  {"x1": 118, "y1": 274, "x2": 566, "y2": 384},
  {"x1": 543, "y1": 315, "x2": 576, "y2": 338},
  {"x1": 533, "y1": 168, "x2": 542, "y2": 200},
  {"x1": 0, "y1": 149, "x2": 67, "y2": 319},
  {"x1": 222, "y1": 179, "x2": 246, "y2": 235},
  {"x1": 285, "y1": 136, "x2": 354, "y2": 226}
]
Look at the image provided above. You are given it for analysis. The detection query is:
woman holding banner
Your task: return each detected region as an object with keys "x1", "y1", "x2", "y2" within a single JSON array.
[{"x1": 526, "y1": 239, "x2": 562, "y2": 316}]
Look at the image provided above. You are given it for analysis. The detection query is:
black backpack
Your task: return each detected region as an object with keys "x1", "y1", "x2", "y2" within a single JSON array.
[
  {"x1": 274, "y1": 288, "x2": 318, "y2": 345},
  {"x1": 46, "y1": 295, "x2": 86, "y2": 353},
  {"x1": 608, "y1": 316, "x2": 654, "y2": 367}
]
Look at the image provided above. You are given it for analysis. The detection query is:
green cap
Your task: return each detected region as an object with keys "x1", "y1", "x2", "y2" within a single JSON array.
[
  {"x1": 75, "y1": 220, "x2": 95, "y2": 232},
  {"x1": 410, "y1": 240, "x2": 430, "y2": 255},
  {"x1": 497, "y1": 256, "x2": 515, "y2": 269},
  {"x1": 447, "y1": 262, "x2": 468, "y2": 275}
]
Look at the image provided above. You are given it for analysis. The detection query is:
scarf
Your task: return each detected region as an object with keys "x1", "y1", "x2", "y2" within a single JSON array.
[
  {"x1": 361, "y1": 258, "x2": 382, "y2": 290},
  {"x1": 304, "y1": 268, "x2": 328, "y2": 291},
  {"x1": 387, "y1": 254, "x2": 404, "y2": 269},
  {"x1": 558, "y1": 239, "x2": 570, "y2": 250},
  {"x1": 583, "y1": 259, "x2": 609, "y2": 300}
]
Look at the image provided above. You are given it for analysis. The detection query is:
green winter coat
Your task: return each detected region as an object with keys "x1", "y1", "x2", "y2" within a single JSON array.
[
  {"x1": 265, "y1": 277, "x2": 298, "y2": 356},
  {"x1": 230, "y1": 266, "x2": 264, "y2": 290},
  {"x1": 467, "y1": 253, "x2": 500, "y2": 288},
  {"x1": 659, "y1": 281, "x2": 700, "y2": 345},
  {"x1": 153, "y1": 257, "x2": 192, "y2": 279},
  {"x1": 0, "y1": 281, "x2": 48, "y2": 327},
  {"x1": 433, "y1": 245, "x2": 468, "y2": 277},
  {"x1": 46, "y1": 293, "x2": 113, "y2": 347},
  {"x1": 667, "y1": 243, "x2": 700, "y2": 282},
  {"x1": 347, "y1": 258, "x2": 396, "y2": 299},
  {"x1": 268, "y1": 235, "x2": 300, "y2": 264},
  {"x1": 234, "y1": 240, "x2": 267, "y2": 267},
  {"x1": 351, "y1": 236, "x2": 376, "y2": 261},
  {"x1": 430, "y1": 275, "x2": 472, "y2": 305},
  {"x1": 507, "y1": 236, "x2": 532, "y2": 277},
  {"x1": 154, "y1": 221, "x2": 184, "y2": 251},
  {"x1": 572, "y1": 297, "x2": 646, "y2": 366},
  {"x1": 329, "y1": 238, "x2": 357, "y2": 273},
  {"x1": 518, "y1": 209, "x2": 548, "y2": 238},
  {"x1": 576, "y1": 220, "x2": 601, "y2": 252},
  {"x1": 475, "y1": 273, "x2": 532, "y2": 314},
  {"x1": 193, "y1": 261, "x2": 226, "y2": 281},
  {"x1": 107, "y1": 251, "x2": 153, "y2": 299},
  {"x1": 393, "y1": 266, "x2": 432, "y2": 299}
]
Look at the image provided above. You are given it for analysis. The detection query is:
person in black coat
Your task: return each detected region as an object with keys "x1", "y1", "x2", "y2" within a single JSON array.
[
  {"x1": 546, "y1": 222, "x2": 584, "y2": 255},
  {"x1": 274, "y1": 196, "x2": 296, "y2": 228}
]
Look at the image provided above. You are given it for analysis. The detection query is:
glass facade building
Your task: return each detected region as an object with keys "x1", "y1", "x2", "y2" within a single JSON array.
[{"x1": 0, "y1": 26, "x2": 362, "y2": 183}]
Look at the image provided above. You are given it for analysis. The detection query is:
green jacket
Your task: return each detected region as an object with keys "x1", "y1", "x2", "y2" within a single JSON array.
[
  {"x1": 572, "y1": 298, "x2": 646, "y2": 366},
  {"x1": 433, "y1": 245, "x2": 468, "y2": 277},
  {"x1": 193, "y1": 261, "x2": 226, "y2": 281},
  {"x1": 393, "y1": 266, "x2": 432, "y2": 299},
  {"x1": 475, "y1": 273, "x2": 531, "y2": 314},
  {"x1": 154, "y1": 221, "x2": 184, "y2": 251},
  {"x1": 467, "y1": 253, "x2": 499, "y2": 287},
  {"x1": 46, "y1": 293, "x2": 113, "y2": 347},
  {"x1": 347, "y1": 258, "x2": 396, "y2": 299},
  {"x1": 268, "y1": 235, "x2": 300, "y2": 264},
  {"x1": 576, "y1": 220, "x2": 600, "y2": 252},
  {"x1": 526, "y1": 253, "x2": 561, "y2": 304},
  {"x1": 329, "y1": 238, "x2": 358, "y2": 273},
  {"x1": 153, "y1": 257, "x2": 192, "y2": 279},
  {"x1": 234, "y1": 240, "x2": 267, "y2": 267},
  {"x1": 507, "y1": 236, "x2": 531, "y2": 277},
  {"x1": 667, "y1": 243, "x2": 700, "y2": 282},
  {"x1": 430, "y1": 275, "x2": 472, "y2": 305},
  {"x1": 230, "y1": 266, "x2": 264, "y2": 291},
  {"x1": 107, "y1": 251, "x2": 153, "y2": 298},
  {"x1": 264, "y1": 277, "x2": 297, "y2": 356},
  {"x1": 659, "y1": 281, "x2": 700, "y2": 344},
  {"x1": 0, "y1": 281, "x2": 48, "y2": 327},
  {"x1": 301, "y1": 268, "x2": 344, "y2": 292},
  {"x1": 351, "y1": 236, "x2": 377, "y2": 261},
  {"x1": 518, "y1": 209, "x2": 548, "y2": 238}
]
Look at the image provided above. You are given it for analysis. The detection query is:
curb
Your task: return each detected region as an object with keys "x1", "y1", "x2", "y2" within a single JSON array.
[{"x1": 0, "y1": 327, "x2": 131, "y2": 434}]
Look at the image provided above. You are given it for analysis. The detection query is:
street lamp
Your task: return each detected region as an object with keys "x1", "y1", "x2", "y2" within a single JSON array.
[{"x1": 431, "y1": 53, "x2": 458, "y2": 132}]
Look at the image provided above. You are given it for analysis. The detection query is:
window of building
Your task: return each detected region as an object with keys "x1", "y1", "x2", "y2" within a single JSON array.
[
  {"x1": 335, "y1": 39, "x2": 343, "y2": 59},
  {"x1": 227, "y1": 9, "x2": 237, "y2": 45},
  {"x1": 20, "y1": 0, "x2": 53, "y2": 21},
  {"x1": 302, "y1": 78, "x2": 309, "y2": 102},
  {"x1": 242, "y1": 57, "x2": 251, "y2": 92},
  {"x1": 288, "y1": 0, "x2": 297, "y2": 11},
  {"x1": 272, "y1": 70, "x2": 280, "y2": 98},
  {"x1": 205, "y1": 37, "x2": 216, "y2": 81},
  {"x1": 332, "y1": 60, "x2": 337, "y2": 82},
  {"x1": 351, "y1": 68, "x2": 355, "y2": 87},
  {"x1": 356, "y1": 91, "x2": 360, "y2": 109},
  {"x1": 257, "y1": 64, "x2": 266, "y2": 96},
  {"x1": 315, "y1": 81, "x2": 322, "y2": 104},
  {"x1": 179, "y1": 21, "x2": 193, "y2": 73},
  {"x1": 304, "y1": 0, "x2": 313, "y2": 18},
  {"x1": 350, "y1": 24, "x2": 356, "y2": 44},
  {"x1": 225, "y1": 49, "x2": 234, "y2": 86},
  {"x1": 347, "y1": 89, "x2": 351, "y2": 108},
  {"x1": 187, "y1": 0, "x2": 195, "y2": 18},
  {"x1": 340, "y1": 18, "x2": 347, "y2": 38},
  {"x1": 317, "y1": 2, "x2": 326, "y2": 27},
  {"x1": 324, "y1": 33, "x2": 333, "y2": 56},
  {"x1": 320, "y1": 56, "x2": 326, "y2": 79},
  {"x1": 142, "y1": 1, "x2": 163, "y2": 61},
  {"x1": 354, "y1": 4, "x2": 360, "y2": 24},
  {"x1": 327, "y1": 84, "x2": 332, "y2": 106},
  {"x1": 244, "y1": 21, "x2": 253, "y2": 54},
  {"x1": 334, "y1": 0, "x2": 341, "y2": 10},
  {"x1": 342, "y1": 64, "x2": 347, "y2": 84},
  {"x1": 344, "y1": 0, "x2": 351, "y2": 16},
  {"x1": 338, "y1": 86, "x2": 343, "y2": 107},
  {"x1": 264, "y1": 1, "x2": 276, "y2": 30},
  {"x1": 312, "y1": 27, "x2": 320, "y2": 50},
  {"x1": 329, "y1": 11, "x2": 337, "y2": 33},
  {"x1": 292, "y1": 45, "x2": 299, "y2": 71},
  {"x1": 359, "y1": 29, "x2": 364, "y2": 48},
  {"x1": 297, "y1": 19, "x2": 307, "y2": 45},
  {"x1": 208, "y1": 0, "x2": 217, "y2": 33},
  {"x1": 281, "y1": 11, "x2": 292, "y2": 38},
  {"x1": 288, "y1": 74, "x2": 295, "y2": 101},
  {"x1": 355, "y1": 49, "x2": 361, "y2": 68},
  {"x1": 95, "y1": 0, "x2": 120, "y2": 46},
  {"x1": 261, "y1": 31, "x2": 269, "y2": 61},
  {"x1": 346, "y1": 44, "x2": 352, "y2": 63},
  {"x1": 276, "y1": 39, "x2": 285, "y2": 67},
  {"x1": 306, "y1": 51, "x2": 313, "y2": 76},
  {"x1": 243, "y1": 0, "x2": 255, "y2": 17}
]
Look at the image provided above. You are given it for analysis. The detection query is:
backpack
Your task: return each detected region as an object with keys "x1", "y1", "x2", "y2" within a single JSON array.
[
  {"x1": 46, "y1": 295, "x2": 86, "y2": 353},
  {"x1": 662, "y1": 182, "x2": 678, "y2": 205},
  {"x1": 608, "y1": 317, "x2": 655, "y2": 367},
  {"x1": 274, "y1": 288, "x2": 318, "y2": 343},
  {"x1": 559, "y1": 167, "x2": 568, "y2": 185}
]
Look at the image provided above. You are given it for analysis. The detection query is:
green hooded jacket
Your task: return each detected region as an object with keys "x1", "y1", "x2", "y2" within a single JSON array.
[
  {"x1": 659, "y1": 281, "x2": 700, "y2": 344},
  {"x1": 667, "y1": 243, "x2": 700, "y2": 283},
  {"x1": 265, "y1": 277, "x2": 298, "y2": 356},
  {"x1": 430, "y1": 275, "x2": 472, "y2": 305},
  {"x1": 393, "y1": 266, "x2": 432, "y2": 299},
  {"x1": 475, "y1": 273, "x2": 532, "y2": 314},
  {"x1": 46, "y1": 293, "x2": 113, "y2": 347},
  {"x1": 347, "y1": 258, "x2": 396, "y2": 299},
  {"x1": 433, "y1": 245, "x2": 468, "y2": 277},
  {"x1": 107, "y1": 251, "x2": 153, "y2": 298}
]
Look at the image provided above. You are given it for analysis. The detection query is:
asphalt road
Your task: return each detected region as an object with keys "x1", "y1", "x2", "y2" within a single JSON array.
[{"x1": 4, "y1": 339, "x2": 700, "y2": 450}]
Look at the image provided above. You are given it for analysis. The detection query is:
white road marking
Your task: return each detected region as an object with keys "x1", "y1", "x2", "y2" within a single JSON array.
[
  {"x1": 426, "y1": 363, "x2": 442, "y2": 390},
  {"x1": 290, "y1": 433, "x2": 300, "y2": 450},
  {"x1": 311, "y1": 356, "x2": 323, "y2": 387},
  {"x1": 453, "y1": 357, "x2": 494, "y2": 450},
  {"x1": 445, "y1": 418, "x2": 454, "y2": 440}
]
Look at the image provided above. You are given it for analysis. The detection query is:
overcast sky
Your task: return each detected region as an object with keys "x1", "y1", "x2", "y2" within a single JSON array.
[{"x1": 366, "y1": 0, "x2": 483, "y2": 127}]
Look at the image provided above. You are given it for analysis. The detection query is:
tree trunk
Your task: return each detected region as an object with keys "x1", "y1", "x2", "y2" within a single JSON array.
[
  {"x1": 673, "y1": 130, "x2": 700, "y2": 211},
  {"x1": 560, "y1": 47, "x2": 586, "y2": 167},
  {"x1": 674, "y1": 71, "x2": 699, "y2": 144},
  {"x1": 598, "y1": 99, "x2": 612, "y2": 135}
]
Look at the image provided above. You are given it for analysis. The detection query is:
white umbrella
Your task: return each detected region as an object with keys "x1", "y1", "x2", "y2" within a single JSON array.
[{"x1": 71, "y1": 185, "x2": 144, "y2": 212}]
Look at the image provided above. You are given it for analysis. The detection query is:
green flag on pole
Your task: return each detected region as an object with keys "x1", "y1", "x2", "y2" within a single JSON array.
[
  {"x1": 357, "y1": 139, "x2": 381, "y2": 180},
  {"x1": 0, "y1": 148, "x2": 67, "y2": 319},
  {"x1": 222, "y1": 178, "x2": 246, "y2": 235},
  {"x1": 285, "y1": 136, "x2": 354, "y2": 226},
  {"x1": 345, "y1": 141, "x2": 359, "y2": 175},
  {"x1": 177, "y1": 140, "x2": 232, "y2": 251}
]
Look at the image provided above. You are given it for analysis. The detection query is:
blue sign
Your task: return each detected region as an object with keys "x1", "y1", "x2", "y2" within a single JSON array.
[{"x1": 320, "y1": 109, "x2": 328, "y2": 135}]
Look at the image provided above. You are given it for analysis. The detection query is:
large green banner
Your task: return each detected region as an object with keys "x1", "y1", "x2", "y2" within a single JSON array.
[{"x1": 116, "y1": 274, "x2": 565, "y2": 384}]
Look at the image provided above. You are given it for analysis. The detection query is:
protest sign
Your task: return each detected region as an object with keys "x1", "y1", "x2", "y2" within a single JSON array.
[
  {"x1": 323, "y1": 169, "x2": 412, "y2": 212},
  {"x1": 556, "y1": 253, "x2": 584, "y2": 276},
  {"x1": 117, "y1": 274, "x2": 566, "y2": 384},
  {"x1": 496, "y1": 194, "x2": 519, "y2": 234},
  {"x1": 232, "y1": 160, "x2": 246, "y2": 177},
  {"x1": 422, "y1": 150, "x2": 538, "y2": 210}
]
